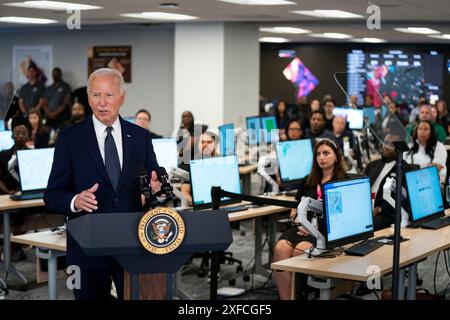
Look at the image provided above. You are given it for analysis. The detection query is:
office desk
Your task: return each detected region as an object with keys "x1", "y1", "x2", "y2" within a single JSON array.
[
  {"x1": 227, "y1": 194, "x2": 294, "y2": 277},
  {"x1": 0, "y1": 195, "x2": 45, "y2": 290},
  {"x1": 271, "y1": 225, "x2": 450, "y2": 300},
  {"x1": 239, "y1": 164, "x2": 257, "y2": 195},
  {"x1": 7, "y1": 194, "x2": 295, "y2": 301},
  {"x1": 208, "y1": 194, "x2": 295, "y2": 299},
  {"x1": 10, "y1": 231, "x2": 66, "y2": 300}
]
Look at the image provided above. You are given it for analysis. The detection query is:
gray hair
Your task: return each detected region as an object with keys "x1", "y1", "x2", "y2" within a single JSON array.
[{"x1": 87, "y1": 68, "x2": 125, "y2": 94}]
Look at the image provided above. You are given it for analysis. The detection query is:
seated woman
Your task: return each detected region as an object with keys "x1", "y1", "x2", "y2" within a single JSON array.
[
  {"x1": 275, "y1": 101, "x2": 290, "y2": 139},
  {"x1": 403, "y1": 120, "x2": 447, "y2": 185},
  {"x1": 260, "y1": 120, "x2": 304, "y2": 193},
  {"x1": 280, "y1": 118, "x2": 303, "y2": 142},
  {"x1": 273, "y1": 119, "x2": 304, "y2": 190},
  {"x1": 27, "y1": 108, "x2": 51, "y2": 148},
  {"x1": 273, "y1": 138, "x2": 349, "y2": 300}
]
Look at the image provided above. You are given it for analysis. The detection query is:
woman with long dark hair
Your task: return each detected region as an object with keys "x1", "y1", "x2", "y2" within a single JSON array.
[
  {"x1": 275, "y1": 101, "x2": 290, "y2": 133},
  {"x1": 27, "y1": 108, "x2": 50, "y2": 148},
  {"x1": 436, "y1": 100, "x2": 450, "y2": 134},
  {"x1": 273, "y1": 138, "x2": 348, "y2": 299},
  {"x1": 404, "y1": 120, "x2": 447, "y2": 184}
]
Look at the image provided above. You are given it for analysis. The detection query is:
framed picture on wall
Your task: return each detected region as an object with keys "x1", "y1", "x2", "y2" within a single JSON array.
[
  {"x1": 12, "y1": 45, "x2": 53, "y2": 85},
  {"x1": 87, "y1": 46, "x2": 131, "y2": 82}
]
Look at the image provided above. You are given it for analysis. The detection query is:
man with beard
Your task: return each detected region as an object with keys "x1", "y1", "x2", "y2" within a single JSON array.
[{"x1": 59, "y1": 101, "x2": 86, "y2": 131}]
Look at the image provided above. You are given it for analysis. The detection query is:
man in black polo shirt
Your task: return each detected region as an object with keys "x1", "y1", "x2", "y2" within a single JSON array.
[
  {"x1": 43, "y1": 68, "x2": 72, "y2": 129},
  {"x1": 18, "y1": 65, "x2": 45, "y2": 115}
]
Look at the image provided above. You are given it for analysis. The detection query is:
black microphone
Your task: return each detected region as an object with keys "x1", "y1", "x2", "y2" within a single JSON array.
[
  {"x1": 138, "y1": 170, "x2": 152, "y2": 200},
  {"x1": 155, "y1": 166, "x2": 174, "y2": 199}
]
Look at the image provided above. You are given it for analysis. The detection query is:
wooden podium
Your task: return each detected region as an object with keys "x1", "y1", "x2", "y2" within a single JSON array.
[{"x1": 67, "y1": 210, "x2": 232, "y2": 300}]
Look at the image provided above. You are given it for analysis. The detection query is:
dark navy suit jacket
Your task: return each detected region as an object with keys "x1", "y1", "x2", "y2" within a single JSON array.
[{"x1": 44, "y1": 115, "x2": 159, "y2": 269}]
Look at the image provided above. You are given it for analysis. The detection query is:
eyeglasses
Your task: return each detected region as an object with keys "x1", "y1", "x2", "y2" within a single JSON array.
[{"x1": 288, "y1": 128, "x2": 302, "y2": 131}]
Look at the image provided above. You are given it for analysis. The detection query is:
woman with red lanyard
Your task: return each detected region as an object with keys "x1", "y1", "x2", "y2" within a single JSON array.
[{"x1": 273, "y1": 138, "x2": 350, "y2": 300}]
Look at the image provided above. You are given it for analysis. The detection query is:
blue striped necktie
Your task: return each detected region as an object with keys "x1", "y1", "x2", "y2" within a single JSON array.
[{"x1": 104, "y1": 126, "x2": 121, "y2": 191}]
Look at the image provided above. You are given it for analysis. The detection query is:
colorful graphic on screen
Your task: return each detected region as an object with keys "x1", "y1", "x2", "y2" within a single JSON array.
[
  {"x1": 282, "y1": 57, "x2": 318, "y2": 99},
  {"x1": 347, "y1": 50, "x2": 443, "y2": 107}
]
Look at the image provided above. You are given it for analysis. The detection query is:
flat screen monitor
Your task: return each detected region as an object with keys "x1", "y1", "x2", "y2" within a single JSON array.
[
  {"x1": 323, "y1": 177, "x2": 374, "y2": 249},
  {"x1": 363, "y1": 107, "x2": 375, "y2": 125},
  {"x1": 219, "y1": 123, "x2": 235, "y2": 156},
  {"x1": 152, "y1": 138, "x2": 178, "y2": 173},
  {"x1": 246, "y1": 116, "x2": 261, "y2": 146},
  {"x1": 260, "y1": 116, "x2": 278, "y2": 144},
  {"x1": 405, "y1": 166, "x2": 444, "y2": 224},
  {"x1": 333, "y1": 107, "x2": 364, "y2": 130},
  {"x1": 124, "y1": 116, "x2": 135, "y2": 124},
  {"x1": 190, "y1": 155, "x2": 241, "y2": 209},
  {"x1": 276, "y1": 139, "x2": 313, "y2": 183},
  {"x1": 0, "y1": 130, "x2": 14, "y2": 151},
  {"x1": 17, "y1": 148, "x2": 55, "y2": 192}
]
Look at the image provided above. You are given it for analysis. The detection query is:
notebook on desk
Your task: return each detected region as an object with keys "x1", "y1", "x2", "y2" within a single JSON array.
[{"x1": 10, "y1": 148, "x2": 54, "y2": 201}]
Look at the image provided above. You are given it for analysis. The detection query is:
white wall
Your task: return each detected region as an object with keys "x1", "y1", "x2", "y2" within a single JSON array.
[
  {"x1": 173, "y1": 23, "x2": 225, "y2": 131},
  {"x1": 223, "y1": 23, "x2": 259, "y2": 128},
  {"x1": 0, "y1": 25, "x2": 174, "y2": 136},
  {"x1": 174, "y1": 22, "x2": 260, "y2": 132}
]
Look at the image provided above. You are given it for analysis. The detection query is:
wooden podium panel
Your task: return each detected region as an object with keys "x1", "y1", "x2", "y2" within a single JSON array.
[{"x1": 123, "y1": 272, "x2": 167, "y2": 300}]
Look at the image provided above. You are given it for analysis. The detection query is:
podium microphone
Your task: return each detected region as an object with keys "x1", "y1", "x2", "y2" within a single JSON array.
[
  {"x1": 138, "y1": 170, "x2": 152, "y2": 200},
  {"x1": 155, "y1": 166, "x2": 174, "y2": 200}
]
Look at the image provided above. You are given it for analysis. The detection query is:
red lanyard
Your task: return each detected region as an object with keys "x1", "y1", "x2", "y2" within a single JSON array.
[{"x1": 316, "y1": 184, "x2": 322, "y2": 201}]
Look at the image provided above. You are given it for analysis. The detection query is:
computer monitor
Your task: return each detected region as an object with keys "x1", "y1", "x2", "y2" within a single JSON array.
[
  {"x1": 260, "y1": 116, "x2": 278, "y2": 144},
  {"x1": 276, "y1": 139, "x2": 313, "y2": 184},
  {"x1": 323, "y1": 177, "x2": 374, "y2": 249},
  {"x1": 363, "y1": 107, "x2": 375, "y2": 125},
  {"x1": 405, "y1": 166, "x2": 444, "y2": 224},
  {"x1": 190, "y1": 155, "x2": 241, "y2": 209},
  {"x1": 246, "y1": 116, "x2": 261, "y2": 146},
  {"x1": 17, "y1": 148, "x2": 55, "y2": 192},
  {"x1": 124, "y1": 116, "x2": 135, "y2": 124},
  {"x1": 333, "y1": 107, "x2": 364, "y2": 130},
  {"x1": 219, "y1": 123, "x2": 235, "y2": 156},
  {"x1": 0, "y1": 130, "x2": 14, "y2": 151},
  {"x1": 152, "y1": 138, "x2": 178, "y2": 173}
]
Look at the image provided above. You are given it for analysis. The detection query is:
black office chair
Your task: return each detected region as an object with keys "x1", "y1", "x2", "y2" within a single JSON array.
[{"x1": 183, "y1": 221, "x2": 245, "y2": 285}]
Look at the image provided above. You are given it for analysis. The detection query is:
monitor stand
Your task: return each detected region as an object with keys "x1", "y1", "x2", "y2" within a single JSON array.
[{"x1": 305, "y1": 247, "x2": 329, "y2": 257}]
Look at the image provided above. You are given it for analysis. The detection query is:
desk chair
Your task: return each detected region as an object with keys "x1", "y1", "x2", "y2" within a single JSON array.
[{"x1": 184, "y1": 223, "x2": 246, "y2": 286}]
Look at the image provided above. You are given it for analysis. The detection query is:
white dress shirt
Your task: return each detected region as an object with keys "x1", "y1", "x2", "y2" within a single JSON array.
[
  {"x1": 92, "y1": 115, "x2": 123, "y2": 169},
  {"x1": 403, "y1": 140, "x2": 447, "y2": 183},
  {"x1": 70, "y1": 115, "x2": 123, "y2": 212}
]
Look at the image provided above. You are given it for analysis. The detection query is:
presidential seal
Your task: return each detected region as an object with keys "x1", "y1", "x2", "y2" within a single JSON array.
[{"x1": 138, "y1": 207, "x2": 185, "y2": 255}]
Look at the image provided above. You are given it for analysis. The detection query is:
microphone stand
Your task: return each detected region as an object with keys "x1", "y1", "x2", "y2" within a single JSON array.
[
  {"x1": 209, "y1": 186, "x2": 297, "y2": 300},
  {"x1": 391, "y1": 141, "x2": 409, "y2": 300},
  {"x1": 140, "y1": 171, "x2": 174, "y2": 211}
]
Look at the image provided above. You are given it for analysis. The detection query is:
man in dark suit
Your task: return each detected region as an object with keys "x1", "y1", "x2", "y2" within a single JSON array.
[
  {"x1": 44, "y1": 68, "x2": 162, "y2": 300},
  {"x1": 364, "y1": 134, "x2": 419, "y2": 230}
]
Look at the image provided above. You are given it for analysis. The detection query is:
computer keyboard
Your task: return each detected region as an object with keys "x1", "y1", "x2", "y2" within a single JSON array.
[
  {"x1": 222, "y1": 205, "x2": 249, "y2": 213},
  {"x1": 9, "y1": 192, "x2": 45, "y2": 201},
  {"x1": 421, "y1": 216, "x2": 450, "y2": 230},
  {"x1": 344, "y1": 239, "x2": 384, "y2": 256},
  {"x1": 284, "y1": 190, "x2": 298, "y2": 196}
]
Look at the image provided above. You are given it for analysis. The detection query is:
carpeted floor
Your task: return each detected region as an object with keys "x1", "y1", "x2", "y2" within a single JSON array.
[
  {"x1": 1, "y1": 177, "x2": 450, "y2": 300},
  {"x1": 1, "y1": 218, "x2": 450, "y2": 300}
]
